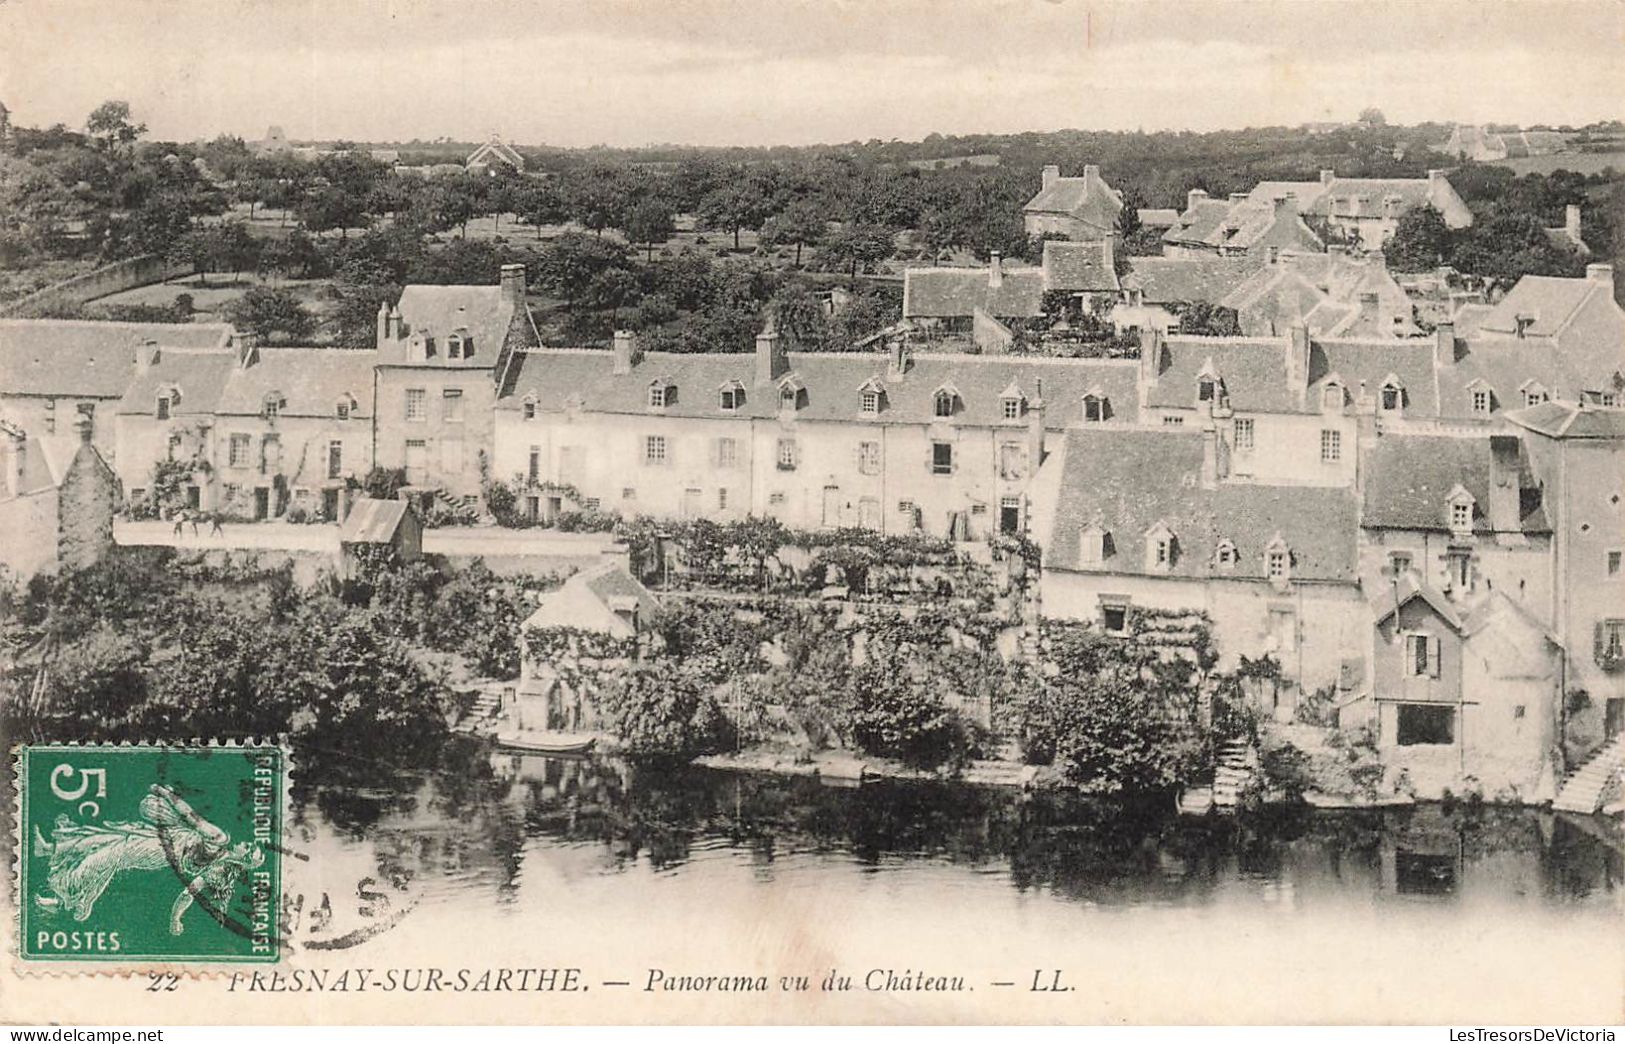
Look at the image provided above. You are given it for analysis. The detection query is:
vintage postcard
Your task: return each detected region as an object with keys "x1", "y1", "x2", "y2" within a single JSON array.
[{"x1": 1, "y1": 0, "x2": 1623, "y2": 1028}]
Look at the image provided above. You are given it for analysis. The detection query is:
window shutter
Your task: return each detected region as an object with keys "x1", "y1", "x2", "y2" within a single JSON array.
[
  {"x1": 710, "y1": 439, "x2": 719, "y2": 469},
  {"x1": 1596, "y1": 621, "x2": 1607, "y2": 661},
  {"x1": 1428, "y1": 636, "x2": 1442, "y2": 679}
]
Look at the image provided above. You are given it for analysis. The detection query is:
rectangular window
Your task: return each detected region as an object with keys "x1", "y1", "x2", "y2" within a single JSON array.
[
  {"x1": 1471, "y1": 389, "x2": 1491, "y2": 414},
  {"x1": 622, "y1": 488, "x2": 636, "y2": 501},
  {"x1": 228, "y1": 433, "x2": 251, "y2": 468},
  {"x1": 768, "y1": 491, "x2": 786, "y2": 506},
  {"x1": 720, "y1": 386, "x2": 742, "y2": 411},
  {"x1": 1268, "y1": 607, "x2": 1295, "y2": 651},
  {"x1": 1267, "y1": 550, "x2": 1288, "y2": 580},
  {"x1": 717, "y1": 488, "x2": 729, "y2": 510},
  {"x1": 528, "y1": 446, "x2": 541, "y2": 483},
  {"x1": 861, "y1": 390, "x2": 880, "y2": 414},
  {"x1": 1002, "y1": 398, "x2": 1022, "y2": 420},
  {"x1": 442, "y1": 388, "x2": 464, "y2": 423},
  {"x1": 1161, "y1": 415, "x2": 1184, "y2": 427},
  {"x1": 155, "y1": 396, "x2": 171, "y2": 421},
  {"x1": 1600, "y1": 620, "x2": 1624, "y2": 659},
  {"x1": 1388, "y1": 551, "x2": 1413, "y2": 576},
  {"x1": 644, "y1": 435, "x2": 667, "y2": 466},
  {"x1": 405, "y1": 388, "x2": 426, "y2": 421},
  {"x1": 715, "y1": 437, "x2": 738, "y2": 469},
  {"x1": 1320, "y1": 429, "x2": 1341, "y2": 463},
  {"x1": 999, "y1": 442, "x2": 1026, "y2": 480},
  {"x1": 1404, "y1": 634, "x2": 1443, "y2": 678},
  {"x1": 1446, "y1": 550, "x2": 1473, "y2": 590},
  {"x1": 404, "y1": 439, "x2": 427, "y2": 484},
  {"x1": 1397, "y1": 704, "x2": 1455, "y2": 746},
  {"x1": 1234, "y1": 417, "x2": 1254, "y2": 453},
  {"x1": 1608, "y1": 550, "x2": 1622, "y2": 577},
  {"x1": 776, "y1": 438, "x2": 797, "y2": 471},
  {"x1": 858, "y1": 440, "x2": 881, "y2": 475},
  {"x1": 523, "y1": 401, "x2": 536, "y2": 420},
  {"x1": 931, "y1": 442, "x2": 953, "y2": 475},
  {"x1": 327, "y1": 440, "x2": 342, "y2": 479},
  {"x1": 336, "y1": 401, "x2": 351, "y2": 420},
  {"x1": 1101, "y1": 603, "x2": 1129, "y2": 635},
  {"x1": 166, "y1": 432, "x2": 181, "y2": 460}
]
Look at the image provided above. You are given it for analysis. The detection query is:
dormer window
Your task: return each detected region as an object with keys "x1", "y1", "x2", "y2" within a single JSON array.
[
  {"x1": 156, "y1": 393, "x2": 174, "y2": 420},
  {"x1": 858, "y1": 378, "x2": 885, "y2": 415},
  {"x1": 861, "y1": 390, "x2": 880, "y2": 413},
  {"x1": 1447, "y1": 488, "x2": 1475, "y2": 534},
  {"x1": 1468, "y1": 381, "x2": 1494, "y2": 415},
  {"x1": 719, "y1": 381, "x2": 745, "y2": 412},
  {"x1": 1082, "y1": 393, "x2": 1109, "y2": 423},
  {"x1": 1215, "y1": 540, "x2": 1238, "y2": 569},
  {"x1": 778, "y1": 378, "x2": 804, "y2": 411},
  {"x1": 1379, "y1": 378, "x2": 1404, "y2": 412},
  {"x1": 1198, "y1": 378, "x2": 1219, "y2": 402},
  {"x1": 1079, "y1": 524, "x2": 1110, "y2": 566},
  {"x1": 262, "y1": 392, "x2": 284, "y2": 419},
  {"x1": 1321, "y1": 381, "x2": 1343, "y2": 412},
  {"x1": 648, "y1": 379, "x2": 676, "y2": 409},
  {"x1": 1002, "y1": 396, "x2": 1023, "y2": 420},
  {"x1": 1265, "y1": 537, "x2": 1291, "y2": 584},
  {"x1": 1521, "y1": 381, "x2": 1549, "y2": 407},
  {"x1": 933, "y1": 385, "x2": 959, "y2": 418},
  {"x1": 447, "y1": 329, "x2": 472, "y2": 360},
  {"x1": 1145, "y1": 522, "x2": 1176, "y2": 573},
  {"x1": 522, "y1": 396, "x2": 537, "y2": 420}
]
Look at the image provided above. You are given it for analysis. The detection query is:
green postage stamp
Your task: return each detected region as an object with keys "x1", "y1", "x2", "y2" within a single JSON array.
[{"x1": 16, "y1": 743, "x2": 285, "y2": 964}]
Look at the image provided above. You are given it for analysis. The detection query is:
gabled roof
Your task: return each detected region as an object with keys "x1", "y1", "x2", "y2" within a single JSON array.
[
  {"x1": 1505, "y1": 400, "x2": 1625, "y2": 440},
  {"x1": 1023, "y1": 169, "x2": 1124, "y2": 230},
  {"x1": 497, "y1": 348, "x2": 1141, "y2": 430},
  {"x1": 1476, "y1": 275, "x2": 1614, "y2": 340},
  {"x1": 338, "y1": 498, "x2": 411, "y2": 544},
  {"x1": 466, "y1": 139, "x2": 524, "y2": 170},
  {"x1": 381, "y1": 284, "x2": 535, "y2": 369},
  {"x1": 116, "y1": 348, "x2": 238, "y2": 416},
  {"x1": 902, "y1": 265, "x2": 1046, "y2": 319},
  {"x1": 1042, "y1": 239, "x2": 1120, "y2": 293},
  {"x1": 1121, "y1": 256, "x2": 1262, "y2": 304},
  {"x1": 1361, "y1": 434, "x2": 1547, "y2": 534},
  {"x1": 1032, "y1": 426, "x2": 1359, "y2": 582},
  {"x1": 1309, "y1": 339, "x2": 1439, "y2": 413},
  {"x1": 214, "y1": 348, "x2": 378, "y2": 417},
  {"x1": 0, "y1": 319, "x2": 234, "y2": 399},
  {"x1": 4, "y1": 434, "x2": 101, "y2": 497},
  {"x1": 1372, "y1": 574, "x2": 1465, "y2": 632},
  {"x1": 1145, "y1": 336, "x2": 1302, "y2": 413},
  {"x1": 1162, "y1": 199, "x2": 1237, "y2": 247},
  {"x1": 523, "y1": 563, "x2": 660, "y2": 639}
]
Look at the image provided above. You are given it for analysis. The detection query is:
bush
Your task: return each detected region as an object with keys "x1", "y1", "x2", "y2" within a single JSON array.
[
  {"x1": 599, "y1": 662, "x2": 731, "y2": 760},
  {"x1": 846, "y1": 661, "x2": 983, "y2": 771}
]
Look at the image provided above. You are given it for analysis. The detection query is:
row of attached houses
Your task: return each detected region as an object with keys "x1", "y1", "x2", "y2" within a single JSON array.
[{"x1": 4, "y1": 263, "x2": 1621, "y2": 800}]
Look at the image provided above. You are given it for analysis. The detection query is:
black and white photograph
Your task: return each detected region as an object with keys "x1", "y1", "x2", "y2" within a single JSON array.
[{"x1": 0, "y1": 0, "x2": 1622, "y2": 1029}]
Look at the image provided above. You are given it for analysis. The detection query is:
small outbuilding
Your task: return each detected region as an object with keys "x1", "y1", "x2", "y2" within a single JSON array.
[{"x1": 337, "y1": 497, "x2": 423, "y2": 577}]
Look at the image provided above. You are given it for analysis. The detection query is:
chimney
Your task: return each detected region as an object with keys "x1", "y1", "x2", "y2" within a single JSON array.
[
  {"x1": 1286, "y1": 325, "x2": 1310, "y2": 389},
  {"x1": 1082, "y1": 164, "x2": 1101, "y2": 183},
  {"x1": 233, "y1": 331, "x2": 259, "y2": 368},
  {"x1": 1138, "y1": 326, "x2": 1163, "y2": 388},
  {"x1": 1228, "y1": 192, "x2": 1248, "y2": 205},
  {"x1": 1434, "y1": 321, "x2": 1456, "y2": 369},
  {"x1": 988, "y1": 251, "x2": 1003, "y2": 288},
  {"x1": 1586, "y1": 262, "x2": 1613, "y2": 285},
  {"x1": 1426, "y1": 169, "x2": 1445, "y2": 189},
  {"x1": 135, "y1": 338, "x2": 158, "y2": 373},
  {"x1": 376, "y1": 301, "x2": 390, "y2": 347},
  {"x1": 74, "y1": 412, "x2": 93, "y2": 445},
  {"x1": 1487, "y1": 434, "x2": 1522, "y2": 533},
  {"x1": 1200, "y1": 424, "x2": 1220, "y2": 489},
  {"x1": 1358, "y1": 291, "x2": 1379, "y2": 324},
  {"x1": 1186, "y1": 188, "x2": 1208, "y2": 212},
  {"x1": 611, "y1": 329, "x2": 641, "y2": 375},
  {"x1": 1319, "y1": 169, "x2": 1335, "y2": 187},
  {"x1": 886, "y1": 338, "x2": 910, "y2": 383},
  {"x1": 1565, "y1": 204, "x2": 1582, "y2": 240},
  {"x1": 755, "y1": 317, "x2": 787, "y2": 385},
  {"x1": 1272, "y1": 195, "x2": 1291, "y2": 213},
  {"x1": 1042, "y1": 164, "x2": 1060, "y2": 189},
  {"x1": 1514, "y1": 312, "x2": 1536, "y2": 338},
  {"x1": 1028, "y1": 378, "x2": 1047, "y2": 470},
  {"x1": 499, "y1": 264, "x2": 527, "y2": 309}
]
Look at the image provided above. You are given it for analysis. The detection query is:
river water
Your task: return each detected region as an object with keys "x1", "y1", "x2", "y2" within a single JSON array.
[{"x1": 270, "y1": 741, "x2": 1624, "y2": 1022}]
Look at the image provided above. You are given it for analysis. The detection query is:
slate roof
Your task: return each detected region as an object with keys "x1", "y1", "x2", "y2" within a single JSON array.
[
  {"x1": 1023, "y1": 170, "x2": 1124, "y2": 230},
  {"x1": 338, "y1": 498, "x2": 411, "y2": 543},
  {"x1": 1373, "y1": 575, "x2": 1465, "y2": 632},
  {"x1": 5, "y1": 434, "x2": 90, "y2": 496},
  {"x1": 1163, "y1": 199, "x2": 1236, "y2": 247},
  {"x1": 1505, "y1": 400, "x2": 1625, "y2": 440},
  {"x1": 1136, "y1": 208, "x2": 1180, "y2": 229},
  {"x1": 1310, "y1": 339, "x2": 1441, "y2": 414},
  {"x1": 902, "y1": 266, "x2": 1046, "y2": 319},
  {"x1": 214, "y1": 348, "x2": 378, "y2": 418},
  {"x1": 116, "y1": 348, "x2": 238, "y2": 416},
  {"x1": 1476, "y1": 275, "x2": 1609, "y2": 339},
  {"x1": 1042, "y1": 239, "x2": 1120, "y2": 293},
  {"x1": 498, "y1": 348, "x2": 1143, "y2": 429},
  {"x1": 1121, "y1": 256, "x2": 1262, "y2": 304},
  {"x1": 380, "y1": 285, "x2": 533, "y2": 369},
  {"x1": 1360, "y1": 434, "x2": 1547, "y2": 534},
  {"x1": 1144, "y1": 336, "x2": 1302, "y2": 413},
  {"x1": 1035, "y1": 426, "x2": 1359, "y2": 582},
  {"x1": 583, "y1": 565, "x2": 661, "y2": 620},
  {"x1": 0, "y1": 319, "x2": 233, "y2": 399},
  {"x1": 1246, "y1": 180, "x2": 1328, "y2": 210}
]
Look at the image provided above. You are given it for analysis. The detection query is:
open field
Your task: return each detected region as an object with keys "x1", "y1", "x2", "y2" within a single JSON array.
[{"x1": 1490, "y1": 150, "x2": 1625, "y2": 175}]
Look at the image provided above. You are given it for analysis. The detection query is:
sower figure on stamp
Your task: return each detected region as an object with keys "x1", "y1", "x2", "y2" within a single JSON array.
[{"x1": 32, "y1": 782, "x2": 263, "y2": 934}]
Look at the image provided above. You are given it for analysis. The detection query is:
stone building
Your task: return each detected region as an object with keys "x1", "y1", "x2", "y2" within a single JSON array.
[
  {"x1": 1022, "y1": 164, "x2": 1124, "y2": 241},
  {"x1": 0, "y1": 416, "x2": 118, "y2": 579}
]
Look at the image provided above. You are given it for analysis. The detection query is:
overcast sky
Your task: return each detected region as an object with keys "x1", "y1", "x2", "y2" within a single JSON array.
[{"x1": 2, "y1": 0, "x2": 1621, "y2": 147}]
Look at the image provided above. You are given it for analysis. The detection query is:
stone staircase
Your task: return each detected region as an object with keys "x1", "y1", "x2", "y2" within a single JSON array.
[
  {"x1": 1553, "y1": 735, "x2": 1625, "y2": 814},
  {"x1": 1211, "y1": 739, "x2": 1259, "y2": 811}
]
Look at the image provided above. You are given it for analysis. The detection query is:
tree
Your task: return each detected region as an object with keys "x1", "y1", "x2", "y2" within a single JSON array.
[
  {"x1": 820, "y1": 223, "x2": 894, "y2": 277},
  {"x1": 582, "y1": 267, "x2": 640, "y2": 323},
  {"x1": 534, "y1": 232, "x2": 629, "y2": 311},
  {"x1": 1171, "y1": 301, "x2": 1241, "y2": 336},
  {"x1": 697, "y1": 183, "x2": 769, "y2": 250},
  {"x1": 1385, "y1": 205, "x2": 1454, "y2": 272},
  {"x1": 623, "y1": 200, "x2": 676, "y2": 261},
  {"x1": 759, "y1": 200, "x2": 826, "y2": 266},
  {"x1": 599, "y1": 661, "x2": 730, "y2": 759},
  {"x1": 299, "y1": 185, "x2": 372, "y2": 240},
  {"x1": 845, "y1": 658, "x2": 975, "y2": 770},
  {"x1": 515, "y1": 181, "x2": 567, "y2": 239},
  {"x1": 225, "y1": 286, "x2": 315, "y2": 345},
  {"x1": 1357, "y1": 107, "x2": 1387, "y2": 128},
  {"x1": 86, "y1": 100, "x2": 146, "y2": 154}
]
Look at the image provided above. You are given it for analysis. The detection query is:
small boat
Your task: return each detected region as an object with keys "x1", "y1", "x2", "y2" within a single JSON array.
[{"x1": 495, "y1": 730, "x2": 597, "y2": 756}]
